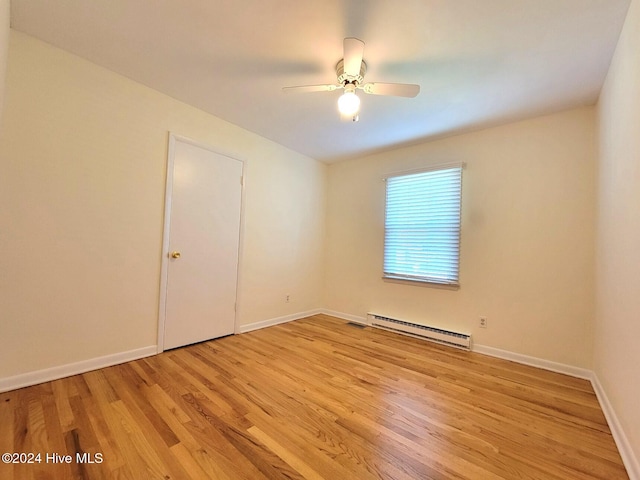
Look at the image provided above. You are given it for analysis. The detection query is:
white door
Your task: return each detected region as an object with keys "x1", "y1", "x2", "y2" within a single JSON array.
[{"x1": 162, "y1": 136, "x2": 243, "y2": 350}]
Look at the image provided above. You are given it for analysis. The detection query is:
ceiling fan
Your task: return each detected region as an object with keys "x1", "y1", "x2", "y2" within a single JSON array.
[{"x1": 283, "y1": 38, "x2": 420, "y2": 120}]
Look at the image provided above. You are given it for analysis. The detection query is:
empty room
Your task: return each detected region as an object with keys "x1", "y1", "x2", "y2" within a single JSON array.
[{"x1": 0, "y1": 1, "x2": 638, "y2": 479}]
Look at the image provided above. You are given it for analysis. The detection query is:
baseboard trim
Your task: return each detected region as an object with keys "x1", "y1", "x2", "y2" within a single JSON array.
[
  {"x1": 322, "y1": 310, "x2": 593, "y2": 380},
  {"x1": 320, "y1": 312, "x2": 639, "y2": 477},
  {"x1": 238, "y1": 309, "x2": 324, "y2": 334},
  {"x1": 472, "y1": 344, "x2": 592, "y2": 380},
  {"x1": 320, "y1": 311, "x2": 593, "y2": 380},
  {"x1": 2, "y1": 313, "x2": 637, "y2": 479},
  {"x1": 591, "y1": 373, "x2": 640, "y2": 480},
  {"x1": 1, "y1": 309, "x2": 326, "y2": 392},
  {"x1": 0, "y1": 345, "x2": 157, "y2": 393},
  {"x1": 319, "y1": 309, "x2": 369, "y2": 325}
]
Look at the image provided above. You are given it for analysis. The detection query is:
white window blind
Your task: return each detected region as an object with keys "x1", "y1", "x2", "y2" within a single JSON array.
[{"x1": 384, "y1": 165, "x2": 463, "y2": 285}]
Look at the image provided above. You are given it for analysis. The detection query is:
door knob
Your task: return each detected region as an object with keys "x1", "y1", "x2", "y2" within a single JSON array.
[{"x1": 170, "y1": 251, "x2": 181, "y2": 259}]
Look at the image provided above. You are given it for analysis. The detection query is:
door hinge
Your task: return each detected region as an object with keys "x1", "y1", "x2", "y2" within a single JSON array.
[{"x1": 240, "y1": 175, "x2": 244, "y2": 186}]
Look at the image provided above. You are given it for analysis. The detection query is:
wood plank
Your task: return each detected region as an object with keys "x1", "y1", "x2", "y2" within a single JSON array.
[{"x1": 0, "y1": 315, "x2": 629, "y2": 479}]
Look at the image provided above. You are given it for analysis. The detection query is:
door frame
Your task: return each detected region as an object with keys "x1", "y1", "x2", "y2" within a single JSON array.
[{"x1": 157, "y1": 132, "x2": 246, "y2": 353}]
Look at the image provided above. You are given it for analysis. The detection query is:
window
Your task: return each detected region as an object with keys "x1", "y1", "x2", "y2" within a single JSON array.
[{"x1": 383, "y1": 164, "x2": 463, "y2": 286}]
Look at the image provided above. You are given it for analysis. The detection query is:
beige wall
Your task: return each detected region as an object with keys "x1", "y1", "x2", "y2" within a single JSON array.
[
  {"x1": 0, "y1": 15, "x2": 637, "y2": 471},
  {"x1": 596, "y1": 0, "x2": 640, "y2": 468},
  {"x1": 0, "y1": 31, "x2": 326, "y2": 378},
  {"x1": 0, "y1": 0, "x2": 9, "y2": 120},
  {"x1": 325, "y1": 107, "x2": 597, "y2": 368}
]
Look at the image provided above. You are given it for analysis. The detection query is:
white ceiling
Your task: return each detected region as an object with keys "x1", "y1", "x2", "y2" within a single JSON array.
[{"x1": 10, "y1": 0, "x2": 631, "y2": 163}]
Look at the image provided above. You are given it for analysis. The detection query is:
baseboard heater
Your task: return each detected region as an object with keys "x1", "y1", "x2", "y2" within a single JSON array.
[{"x1": 367, "y1": 313, "x2": 471, "y2": 350}]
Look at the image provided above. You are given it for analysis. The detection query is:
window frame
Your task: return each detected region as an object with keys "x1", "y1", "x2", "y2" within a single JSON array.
[{"x1": 382, "y1": 162, "x2": 464, "y2": 287}]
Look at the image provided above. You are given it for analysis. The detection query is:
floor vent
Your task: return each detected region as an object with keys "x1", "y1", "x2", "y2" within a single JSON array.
[
  {"x1": 367, "y1": 313, "x2": 471, "y2": 350},
  {"x1": 346, "y1": 322, "x2": 366, "y2": 329}
]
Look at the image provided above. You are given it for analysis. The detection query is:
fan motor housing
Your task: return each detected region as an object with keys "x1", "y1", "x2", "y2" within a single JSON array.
[{"x1": 336, "y1": 59, "x2": 367, "y2": 85}]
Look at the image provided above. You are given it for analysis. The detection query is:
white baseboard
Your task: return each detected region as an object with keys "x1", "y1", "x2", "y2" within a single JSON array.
[
  {"x1": 1, "y1": 309, "x2": 325, "y2": 391},
  {"x1": 470, "y1": 345, "x2": 640, "y2": 478},
  {"x1": 322, "y1": 312, "x2": 593, "y2": 380},
  {"x1": 591, "y1": 373, "x2": 640, "y2": 480},
  {"x1": 0, "y1": 345, "x2": 157, "y2": 393},
  {"x1": 319, "y1": 309, "x2": 369, "y2": 325},
  {"x1": 320, "y1": 312, "x2": 640, "y2": 478},
  {"x1": 472, "y1": 344, "x2": 592, "y2": 380},
  {"x1": 2, "y1": 311, "x2": 637, "y2": 479},
  {"x1": 238, "y1": 308, "x2": 324, "y2": 333}
]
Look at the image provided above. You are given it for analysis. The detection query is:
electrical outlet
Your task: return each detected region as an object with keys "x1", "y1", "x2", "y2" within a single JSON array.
[
  {"x1": 285, "y1": 294, "x2": 290, "y2": 303},
  {"x1": 479, "y1": 317, "x2": 488, "y2": 328}
]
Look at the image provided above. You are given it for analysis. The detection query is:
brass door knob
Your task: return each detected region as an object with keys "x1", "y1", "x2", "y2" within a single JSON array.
[{"x1": 170, "y1": 251, "x2": 181, "y2": 259}]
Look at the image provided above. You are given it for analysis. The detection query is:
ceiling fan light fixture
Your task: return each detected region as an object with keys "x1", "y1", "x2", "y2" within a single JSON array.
[
  {"x1": 282, "y1": 38, "x2": 420, "y2": 120},
  {"x1": 338, "y1": 84, "x2": 360, "y2": 116}
]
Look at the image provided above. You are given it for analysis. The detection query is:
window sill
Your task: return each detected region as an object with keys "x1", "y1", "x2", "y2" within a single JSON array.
[{"x1": 382, "y1": 275, "x2": 460, "y2": 290}]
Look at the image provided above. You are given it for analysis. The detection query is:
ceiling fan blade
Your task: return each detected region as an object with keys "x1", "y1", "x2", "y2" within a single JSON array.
[
  {"x1": 362, "y1": 82, "x2": 420, "y2": 98},
  {"x1": 343, "y1": 37, "x2": 365, "y2": 77},
  {"x1": 282, "y1": 84, "x2": 339, "y2": 94}
]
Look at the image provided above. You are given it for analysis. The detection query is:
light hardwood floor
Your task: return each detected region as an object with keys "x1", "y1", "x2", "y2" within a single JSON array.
[{"x1": 0, "y1": 314, "x2": 629, "y2": 479}]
